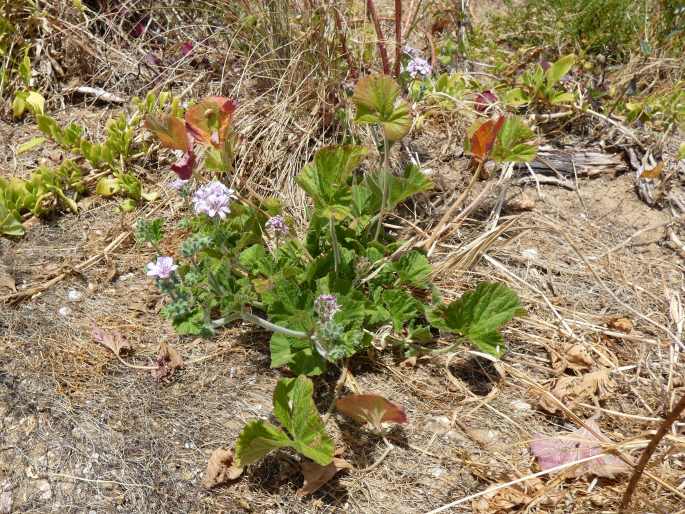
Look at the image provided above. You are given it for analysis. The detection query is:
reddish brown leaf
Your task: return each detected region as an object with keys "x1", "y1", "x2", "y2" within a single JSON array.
[
  {"x1": 298, "y1": 449, "x2": 352, "y2": 496},
  {"x1": 202, "y1": 447, "x2": 243, "y2": 489},
  {"x1": 474, "y1": 90, "x2": 498, "y2": 113},
  {"x1": 185, "y1": 97, "x2": 236, "y2": 148},
  {"x1": 170, "y1": 151, "x2": 196, "y2": 179},
  {"x1": 151, "y1": 341, "x2": 184, "y2": 380},
  {"x1": 91, "y1": 325, "x2": 132, "y2": 356},
  {"x1": 336, "y1": 394, "x2": 407, "y2": 430},
  {"x1": 530, "y1": 419, "x2": 630, "y2": 478},
  {"x1": 144, "y1": 115, "x2": 190, "y2": 152},
  {"x1": 470, "y1": 116, "x2": 505, "y2": 162}
]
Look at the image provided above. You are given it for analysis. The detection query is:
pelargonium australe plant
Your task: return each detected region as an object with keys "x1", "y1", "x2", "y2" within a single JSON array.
[
  {"x1": 143, "y1": 80, "x2": 525, "y2": 471},
  {"x1": 144, "y1": 82, "x2": 524, "y2": 377}
]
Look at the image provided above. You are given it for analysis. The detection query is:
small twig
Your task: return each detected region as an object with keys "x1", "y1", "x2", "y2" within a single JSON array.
[
  {"x1": 619, "y1": 393, "x2": 685, "y2": 512},
  {"x1": 64, "y1": 86, "x2": 126, "y2": 104},
  {"x1": 584, "y1": 108, "x2": 645, "y2": 149},
  {"x1": 425, "y1": 453, "x2": 614, "y2": 514},
  {"x1": 366, "y1": 0, "x2": 391, "y2": 74},
  {"x1": 360, "y1": 436, "x2": 394, "y2": 472},
  {"x1": 322, "y1": 362, "x2": 349, "y2": 425},
  {"x1": 594, "y1": 215, "x2": 684, "y2": 259},
  {"x1": 48, "y1": 472, "x2": 153, "y2": 489},
  {"x1": 332, "y1": 7, "x2": 358, "y2": 79},
  {"x1": 421, "y1": 163, "x2": 481, "y2": 253}
]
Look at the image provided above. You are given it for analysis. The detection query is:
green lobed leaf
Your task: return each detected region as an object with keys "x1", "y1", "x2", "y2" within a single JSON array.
[
  {"x1": 491, "y1": 116, "x2": 538, "y2": 163},
  {"x1": 17, "y1": 137, "x2": 46, "y2": 155},
  {"x1": 235, "y1": 420, "x2": 292, "y2": 466},
  {"x1": 391, "y1": 251, "x2": 432, "y2": 288},
  {"x1": 296, "y1": 146, "x2": 367, "y2": 212},
  {"x1": 270, "y1": 334, "x2": 327, "y2": 376},
  {"x1": 545, "y1": 54, "x2": 575, "y2": 87},
  {"x1": 0, "y1": 203, "x2": 24, "y2": 236},
  {"x1": 352, "y1": 74, "x2": 412, "y2": 142},
  {"x1": 272, "y1": 375, "x2": 334, "y2": 465},
  {"x1": 428, "y1": 282, "x2": 525, "y2": 356}
]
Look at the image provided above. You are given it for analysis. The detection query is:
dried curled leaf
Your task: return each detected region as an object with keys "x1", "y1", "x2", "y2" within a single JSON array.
[
  {"x1": 91, "y1": 325, "x2": 132, "y2": 356},
  {"x1": 298, "y1": 449, "x2": 352, "y2": 496},
  {"x1": 538, "y1": 369, "x2": 614, "y2": 414},
  {"x1": 336, "y1": 394, "x2": 407, "y2": 430},
  {"x1": 202, "y1": 447, "x2": 243, "y2": 489},
  {"x1": 530, "y1": 419, "x2": 630, "y2": 478},
  {"x1": 607, "y1": 317, "x2": 634, "y2": 334},
  {"x1": 550, "y1": 343, "x2": 594, "y2": 374},
  {"x1": 151, "y1": 341, "x2": 184, "y2": 380}
]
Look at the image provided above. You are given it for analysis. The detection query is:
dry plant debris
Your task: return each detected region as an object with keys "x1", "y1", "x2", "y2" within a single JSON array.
[
  {"x1": 202, "y1": 448, "x2": 243, "y2": 489},
  {"x1": 298, "y1": 449, "x2": 353, "y2": 497},
  {"x1": 91, "y1": 325, "x2": 133, "y2": 356},
  {"x1": 530, "y1": 419, "x2": 630, "y2": 478}
]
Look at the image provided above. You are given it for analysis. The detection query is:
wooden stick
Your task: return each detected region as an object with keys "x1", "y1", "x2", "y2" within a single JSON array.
[
  {"x1": 619, "y1": 393, "x2": 685, "y2": 512},
  {"x1": 333, "y1": 7, "x2": 358, "y2": 79},
  {"x1": 366, "y1": 0, "x2": 391, "y2": 74}
]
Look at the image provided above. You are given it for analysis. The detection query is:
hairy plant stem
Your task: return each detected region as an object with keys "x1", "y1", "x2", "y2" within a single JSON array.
[
  {"x1": 374, "y1": 136, "x2": 391, "y2": 241},
  {"x1": 212, "y1": 312, "x2": 308, "y2": 339},
  {"x1": 393, "y1": 0, "x2": 402, "y2": 77},
  {"x1": 329, "y1": 217, "x2": 341, "y2": 273},
  {"x1": 366, "y1": 0, "x2": 390, "y2": 74}
]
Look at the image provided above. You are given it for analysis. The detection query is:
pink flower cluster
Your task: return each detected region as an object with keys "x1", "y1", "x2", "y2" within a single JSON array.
[
  {"x1": 406, "y1": 57, "x2": 432, "y2": 79},
  {"x1": 192, "y1": 181, "x2": 236, "y2": 219},
  {"x1": 265, "y1": 215, "x2": 289, "y2": 236},
  {"x1": 146, "y1": 256, "x2": 178, "y2": 279}
]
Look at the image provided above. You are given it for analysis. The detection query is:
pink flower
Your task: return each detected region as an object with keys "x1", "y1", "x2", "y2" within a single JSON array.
[
  {"x1": 405, "y1": 57, "x2": 432, "y2": 79},
  {"x1": 146, "y1": 256, "x2": 178, "y2": 279},
  {"x1": 180, "y1": 41, "x2": 194, "y2": 57},
  {"x1": 315, "y1": 294, "x2": 340, "y2": 322},
  {"x1": 168, "y1": 178, "x2": 190, "y2": 190},
  {"x1": 192, "y1": 181, "x2": 237, "y2": 219},
  {"x1": 265, "y1": 215, "x2": 289, "y2": 236}
]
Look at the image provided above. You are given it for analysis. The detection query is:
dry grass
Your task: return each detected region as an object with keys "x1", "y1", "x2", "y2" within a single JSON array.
[{"x1": 1, "y1": 1, "x2": 685, "y2": 513}]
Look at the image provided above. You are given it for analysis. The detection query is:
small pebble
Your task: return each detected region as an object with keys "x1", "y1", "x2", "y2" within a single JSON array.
[
  {"x1": 58, "y1": 306, "x2": 72, "y2": 317},
  {"x1": 522, "y1": 247, "x2": 539, "y2": 260},
  {"x1": 67, "y1": 289, "x2": 83, "y2": 302},
  {"x1": 511, "y1": 399, "x2": 533, "y2": 412}
]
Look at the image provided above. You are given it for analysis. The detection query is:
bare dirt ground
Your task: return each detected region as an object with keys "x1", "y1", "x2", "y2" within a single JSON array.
[{"x1": 2, "y1": 106, "x2": 684, "y2": 513}]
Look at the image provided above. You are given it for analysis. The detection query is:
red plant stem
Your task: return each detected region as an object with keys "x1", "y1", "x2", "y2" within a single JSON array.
[
  {"x1": 366, "y1": 0, "x2": 391, "y2": 75},
  {"x1": 393, "y1": 0, "x2": 402, "y2": 77},
  {"x1": 333, "y1": 7, "x2": 358, "y2": 79},
  {"x1": 619, "y1": 393, "x2": 685, "y2": 512}
]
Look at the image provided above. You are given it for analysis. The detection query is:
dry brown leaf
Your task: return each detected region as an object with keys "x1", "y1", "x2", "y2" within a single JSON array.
[
  {"x1": 551, "y1": 344, "x2": 594, "y2": 374},
  {"x1": 530, "y1": 419, "x2": 630, "y2": 478},
  {"x1": 202, "y1": 447, "x2": 243, "y2": 489},
  {"x1": 297, "y1": 449, "x2": 352, "y2": 497},
  {"x1": 151, "y1": 341, "x2": 184, "y2": 380},
  {"x1": 468, "y1": 428, "x2": 504, "y2": 449},
  {"x1": 607, "y1": 317, "x2": 634, "y2": 334},
  {"x1": 91, "y1": 325, "x2": 133, "y2": 356},
  {"x1": 0, "y1": 264, "x2": 16, "y2": 293},
  {"x1": 472, "y1": 478, "x2": 543, "y2": 514},
  {"x1": 538, "y1": 369, "x2": 614, "y2": 414}
]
